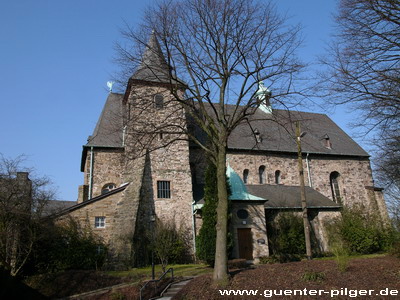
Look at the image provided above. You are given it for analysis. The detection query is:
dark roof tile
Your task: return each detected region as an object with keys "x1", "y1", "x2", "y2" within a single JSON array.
[
  {"x1": 83, "y1": 96, "x2": 368, "y2": 157},
  {"x1": 131, "y1": 32, "x2": 182, "y2": 85},
  {"x1": 86, "y1": 93, "x2": 124, "y2": 148},
  {"x1": 246, "y1": 184, "x2": 341, "y2": 209}
]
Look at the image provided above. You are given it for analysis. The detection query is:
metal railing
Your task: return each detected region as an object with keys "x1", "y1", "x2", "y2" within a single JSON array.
[{"x1": 139, "y1": 268, "x2": 174, "y2": 300}]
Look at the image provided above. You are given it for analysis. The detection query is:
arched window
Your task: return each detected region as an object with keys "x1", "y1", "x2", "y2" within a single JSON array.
[
  {"x1": 101, "y1": 183, "x2": 116, "y2": 194},
  {"x1": 243, "y1": 169, "x2": 249, "y2": 184},
  {"x1": 154, "y1": 94, "x2": 164, "y2": 109},
  {"x1": 275, "y1": 170, "x2": 281, "y2": 184},
  {"x1": 330, "y1": 172, "x2": 341, "y2": 203},
  {"x1": 259, "y1": 165, "x2": 266, "y2": 184}
]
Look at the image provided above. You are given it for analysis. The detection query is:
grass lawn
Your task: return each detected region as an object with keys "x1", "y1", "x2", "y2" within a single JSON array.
[{"x1": 107, "y1": 263, "x2": 213, "y2": 281}]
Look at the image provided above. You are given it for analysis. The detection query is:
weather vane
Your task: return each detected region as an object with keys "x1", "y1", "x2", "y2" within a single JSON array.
[{"x1": 107, "y1": 81, "x2": 114, "y2": 92}]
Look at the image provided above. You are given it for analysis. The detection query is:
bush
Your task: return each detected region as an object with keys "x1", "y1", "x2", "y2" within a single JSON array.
[
  {"x1": 196, "y1": 162, "x2": 233, "y2": 266},
  {"x1": 31, "y1": 217, "x2": 107, "y2": 273},
  {"x1": 327, "y1": 206, "x2": 397, "y2": 255},
  {"x1": 196, "y1": 163, "x2": 218, "y2": 266},
  {"x1": 330, "y1": 240, "x2": 350, "y2": 272},
  {"x1": 267, "y1": 212, "x2": 306, "y2": 262},
  {"x1": 152, "y1": 220, "x2": 191, "y2": 271},
  {"x1": 390, "y1": 241, "x2": 400, "y2": 258}
]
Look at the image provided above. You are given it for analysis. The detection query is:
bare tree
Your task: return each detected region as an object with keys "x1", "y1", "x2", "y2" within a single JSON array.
[
  {"x1": 320, "y1": 0, "x2": 399, "y2": 135},
  {"x1": 0, "y1": 154, "x2": 56, "y2": 276},
  {"x1": 375, "y1": 135, "x2": 400, "y2": 228},
  {"x1": 115, "y1": 0, "x2": 305, "y2": 282},
  {"x1": 320, "y1": 0, "x2": 399, "y2": 226}
]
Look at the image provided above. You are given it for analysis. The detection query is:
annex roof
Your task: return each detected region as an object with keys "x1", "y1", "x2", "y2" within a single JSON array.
[
  {"x1": 246, "y1": 184, "x2": 341, "y2": 209},
  {"x1": 53, "y1": 183, "x2": 129, "y2": 216},
  {"x1": 40, "y1": 200, "x2": 76, "y2": 217}
]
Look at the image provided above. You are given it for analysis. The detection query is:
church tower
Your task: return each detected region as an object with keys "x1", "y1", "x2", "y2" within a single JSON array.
[{"x1": 114, "y1": 32, "x2": 194, "y2": 264}]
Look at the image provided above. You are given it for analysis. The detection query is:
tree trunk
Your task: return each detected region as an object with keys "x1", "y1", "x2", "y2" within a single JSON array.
[
  {"x1": 213, "y1": 145, "x2": 229, "y2": 283},
  {"x1": 296, "y1": 121, "x2": 312, "y2": 260}
]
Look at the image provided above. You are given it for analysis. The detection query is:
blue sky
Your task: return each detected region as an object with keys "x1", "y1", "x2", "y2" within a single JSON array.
[{"x1": 1, "y1": 0, "x2": 363, "y2": 201}]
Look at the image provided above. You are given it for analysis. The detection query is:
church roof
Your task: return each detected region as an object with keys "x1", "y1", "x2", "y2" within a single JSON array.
[
  {"x1": 131, "y1": 32, "x2": 181, "y2": 85},
  {"x1": 85, "y1": 92, "x2": 124, "y2": 148},
  {"x1": 246, "y1": 184, "x2": 341, "y2": 209},
  {"x1": 83, "y1": 93, "x2": 369, "y2": 158},
  {"x1": 200, "y1": 104, "x2": 369, "y2": 157}
]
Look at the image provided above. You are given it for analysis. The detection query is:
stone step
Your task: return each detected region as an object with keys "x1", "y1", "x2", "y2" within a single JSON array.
[{"x1": 155, "y1": 278, "x2": 193, "y2": 300}]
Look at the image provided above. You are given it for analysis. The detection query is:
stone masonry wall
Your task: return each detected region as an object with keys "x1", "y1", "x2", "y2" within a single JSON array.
[
  {"x1": 83, "y1": 149, "x2": 124, "y2": 198},
  {"x1": 57, "y1": 190, "x2": 126, "y2": 246},
  {"x1": 226, "y1": 151, "x2": 378, "y2": 211},
  {"x1": 124, "y1": 83, "x2": 194, "y2": 248},
  {"x1": 231, "y1": 202, "x2": 269, "y2": 262}
]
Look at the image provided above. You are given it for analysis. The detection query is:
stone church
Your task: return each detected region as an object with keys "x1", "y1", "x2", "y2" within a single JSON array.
[{"x1": 58, "y1": 34, "x2": 388, "y2": 265}]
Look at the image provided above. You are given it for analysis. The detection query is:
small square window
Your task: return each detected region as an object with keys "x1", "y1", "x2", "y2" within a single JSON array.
[
  {"x1": 157, "y1": 181, "x2": 171, "y2": 198},
  {"x1": 95, "y1": 216, "x2": 106, "y2": 228}
]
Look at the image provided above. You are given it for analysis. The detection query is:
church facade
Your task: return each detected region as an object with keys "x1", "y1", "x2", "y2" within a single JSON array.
[{"x1": 58, "y1": 34, "x2": 388, "y2": 266}]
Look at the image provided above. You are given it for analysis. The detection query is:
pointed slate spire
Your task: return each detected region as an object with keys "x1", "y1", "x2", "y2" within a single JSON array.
[{"x1": 131, "y1": 32, "x2": 176, "y2": 84}]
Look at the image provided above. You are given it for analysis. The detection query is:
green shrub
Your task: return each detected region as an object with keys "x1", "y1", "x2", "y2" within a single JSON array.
[
  {"x1": 390, "y1": 241, "x2": 400, "y2": 258},
  {"x1": 196, "y1": 162, "x2": 233, "y2": 266},
  {"x1": 268, "y1": 212, "x2": 306, "y2": 261},
  {"x1": 331, "y1": 240, "x2": 350, "y2": 272},
  {"x1": 110, "y1": 291, "x2": 126, "y2": 300},
  {"x1": 327, "y1": 206, "x2": 397, "y2": 255},
  {"x1": 152, "y1": 220, "x2": 191, "y2": 271},
  {"x1": 31, "y1": 217, "x2": 107, "y2": 273}
]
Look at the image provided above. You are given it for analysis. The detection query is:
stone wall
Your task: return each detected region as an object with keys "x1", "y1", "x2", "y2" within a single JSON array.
[
  {"x1": 230, "y1": 202, "x2": 269, "y2": 262},
  {"x1": 315, "y1": 210, "x2": 342, "y2": 251},
  {"x1": 83, "y1": 148, "x2": 124, "y2": 198},
  {"x1": 225, "y1": 151, "x2": 380, "y2": 212},
  {"x1": 124, "y1": 82, "x2": 194, "y2": 249},
  {"x1": 58, "y1": 190, "x2": 126, "y2": 246}
]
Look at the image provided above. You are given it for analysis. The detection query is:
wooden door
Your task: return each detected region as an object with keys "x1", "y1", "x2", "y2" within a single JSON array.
[{"x1": 237, "y1": 228, "x2": 253, "y2": 260}]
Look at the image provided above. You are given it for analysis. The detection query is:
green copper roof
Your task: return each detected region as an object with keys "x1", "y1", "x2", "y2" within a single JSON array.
[{"x1": 226, "y1": 165, "x2": 265, "y2": 201}]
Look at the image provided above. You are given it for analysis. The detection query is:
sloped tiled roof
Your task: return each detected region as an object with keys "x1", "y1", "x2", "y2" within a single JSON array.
[
  {"x1": 193, "y1": 183, "x2": 341, "y2": 209},
  {"x1": 41, "y1": 200, "x2": 76, "y2": 217},
  {"x1": 54, "y1": 183, "x2": 129, "y2": 216},
  {"x1": 131, "y1": 32, "x2": 182, "y2": 85},
  {"x1": 83, "y1": 95, "x2": 369, "y2": 158},
  {"x1": 83, "y1": 32, "x2": 368, "y2": 157},
  {"x1": 246, "y1": 184, "x2": 341, "y2": 209},
  {"x1": 85, "y1": 93, "x2": 124, "y2": 148},
  {"x1": 204, "y1": 104, "x2": 369, "y2": 157}
]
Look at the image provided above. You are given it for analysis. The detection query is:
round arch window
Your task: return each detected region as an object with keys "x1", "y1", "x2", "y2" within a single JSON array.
[
  {"x1": 101, "y1": 183, "x2": 116, "y2": 194},
  {"x1": 237, "y1": 209, "x2": 249, "y2": 219}
]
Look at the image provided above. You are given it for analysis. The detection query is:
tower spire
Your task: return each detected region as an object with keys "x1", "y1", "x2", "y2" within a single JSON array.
[{"x1": 131, "y1": 32, "x2": 174, "y2": 84}]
